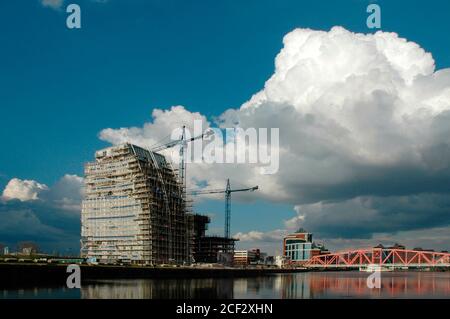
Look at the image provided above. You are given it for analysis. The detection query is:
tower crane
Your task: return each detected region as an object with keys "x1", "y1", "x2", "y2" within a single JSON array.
[
  {"x1": 151, "y1": 125, "x2": 212, "y2": 189},
  {"x1": 190, "y1": 179, "x2": 258, "y2": 240},
  {"x1": 150, "y1": 125, "x2": 211, "y2": 262}
]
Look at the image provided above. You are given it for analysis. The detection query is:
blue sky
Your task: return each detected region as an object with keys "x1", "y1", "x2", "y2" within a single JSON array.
[{"x1": 1, "y1": 0, "x2": 450, "y2": 254}]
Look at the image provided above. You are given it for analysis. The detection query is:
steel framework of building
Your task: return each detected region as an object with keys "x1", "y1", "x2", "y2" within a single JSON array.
[{"x1": 304, "y1": 248, "x2": 450, "y2": 269}]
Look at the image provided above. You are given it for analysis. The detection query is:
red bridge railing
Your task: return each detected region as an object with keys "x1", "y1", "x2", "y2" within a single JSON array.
[{"x1": 304, "y1": 248, "x2": 450, "y2": 268}]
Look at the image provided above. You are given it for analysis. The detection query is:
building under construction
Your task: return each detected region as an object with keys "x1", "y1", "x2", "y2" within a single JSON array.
[
  {"x1": 187, "y1": 214, "x2": 236, "y2": 263},
  {"x1": 81, "y1": 143, "x2": 189, "y2": 265}
]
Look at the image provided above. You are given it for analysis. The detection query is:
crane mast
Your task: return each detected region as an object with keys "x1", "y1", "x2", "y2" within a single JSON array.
[
  {"x1": 150, "y1": 130, "x2": 258, "y2": 253},
  {"x1": 190, "y1": 179, "x2": 258, "y2": 241},
  {"x1": 179, "y1": 126, "x2": 187, "y2": 203},
  {"x1": 151, "y1": 125, "x2": 207, "y2": 185},
  {"x1": 150, "y1": 126, "x2": 205, "y2": 262},
  {"x1": 225, "y1": 179, "x2": 231, "y2": 239}
]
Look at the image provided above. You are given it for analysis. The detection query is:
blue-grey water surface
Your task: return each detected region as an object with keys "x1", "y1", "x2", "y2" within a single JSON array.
[{"x1": 2, "y1": 271, "x2": 449, "y2": 299}]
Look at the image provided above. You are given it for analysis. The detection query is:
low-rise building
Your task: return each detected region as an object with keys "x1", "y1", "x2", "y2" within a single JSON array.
[
  {"x1": 234, "y1": 249, "x2": 258, "y2": 265},
  {"x1": 275, "y1": 255, "x2": 289, "y2": 268},
  {"x1": 282, "y1": 228, "x2": 328, "y2": 263},
  {"x1": 233, "y1": 248, "x2": 270, "y2": 265}
]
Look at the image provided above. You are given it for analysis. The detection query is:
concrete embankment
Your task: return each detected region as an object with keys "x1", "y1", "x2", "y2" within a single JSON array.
[{"x1": 0, "y1": 263, "x2": 306, "y2": 288}]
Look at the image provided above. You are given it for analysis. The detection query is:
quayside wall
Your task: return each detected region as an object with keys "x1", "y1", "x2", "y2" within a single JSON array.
[{"x1": 0, "y1": 263, "x2": 306, "y2": 288}]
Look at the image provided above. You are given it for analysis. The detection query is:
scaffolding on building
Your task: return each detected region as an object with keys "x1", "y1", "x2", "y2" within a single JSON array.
[{"x1": 81, "y1": 143, "x2": 188, "y2": 265}]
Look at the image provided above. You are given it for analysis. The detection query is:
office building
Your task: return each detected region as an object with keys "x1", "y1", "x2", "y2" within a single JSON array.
[
  {"x1": 234, "y1": 249, "x2": 258, "y2": 265},
  {"x1": 283, "y1": 228, "x2": 328, "y2": 263}
]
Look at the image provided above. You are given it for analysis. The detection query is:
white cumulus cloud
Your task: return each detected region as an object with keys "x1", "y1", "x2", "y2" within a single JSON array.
[
  {"x1": 0, "y1": 174, "x2": 84, "y2": 251},
  {"x1": 234, "y1": 229, "x2": 285, "y2": 242},
  {"x1": 99, "y1": 105, "x2": 210, "y2": 150},
  {"x1": 2, "y1": 178, "x2": 48, "y2": 202},
  {"x1": 40, "y1": 0, "x2": 64, "y2": 10},
  {"x1": 220, "y1": 27, "x2": 450, "y2": 203},
  {"x1": 99, "y1": 27, "x2": 450, "y2": 250}
]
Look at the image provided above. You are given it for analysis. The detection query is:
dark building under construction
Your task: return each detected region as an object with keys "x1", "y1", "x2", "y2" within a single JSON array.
[{"x1": 188, "y1": 213, "x2": 236, "y2": 263}]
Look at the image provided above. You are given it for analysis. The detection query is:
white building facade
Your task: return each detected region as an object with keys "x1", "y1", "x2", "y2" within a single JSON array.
[{"x1": 81, "y1": 143, "x2": 188, "y2": 265}]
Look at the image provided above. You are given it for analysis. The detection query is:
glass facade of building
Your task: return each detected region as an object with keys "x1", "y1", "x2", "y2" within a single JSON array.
[
  {"x1": 283, "y1": 229, "x2": 315, "y2": 262},
  {"x1": 285, "y1": 241, "x2": 312, "y2": 261}
]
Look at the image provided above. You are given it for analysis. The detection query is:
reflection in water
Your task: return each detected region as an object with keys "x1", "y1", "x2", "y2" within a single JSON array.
[
  {"x1": 80, "y1": 272, "x2": 450, "y2": 299},
  {"x1": 1, "y1": 287, "x2": 81, "y2": 299},
  {"x1": 2, "y1": 272, "x2": 450, "y2": 299},
  {"x1": 314, "y1": 272, "x2": 450, "y2": 298},
  {"x1": 81, "y1": 278, "x2": 234, "y2": 299},
  {"x1": 276, "y1": 272, "x2": 450, "y2": 299}
]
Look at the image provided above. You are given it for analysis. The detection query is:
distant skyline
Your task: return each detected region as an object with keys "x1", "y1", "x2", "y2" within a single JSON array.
[{"x1": 1, "y1": 0, "x2": 450, "y2": 255}]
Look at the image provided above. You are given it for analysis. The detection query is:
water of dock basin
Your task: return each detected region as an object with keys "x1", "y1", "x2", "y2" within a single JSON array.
[{"x1": 1, "y1": 271, "x2": 450, "y2": 299}]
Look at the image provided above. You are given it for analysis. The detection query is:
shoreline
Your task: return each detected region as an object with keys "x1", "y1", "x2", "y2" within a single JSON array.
[
  {"x1": 1, "y1": 263, "x2": 447, "y2": 289},
  {"x1": 0, "y1": 263, "x2": 306, "y2": 288}
]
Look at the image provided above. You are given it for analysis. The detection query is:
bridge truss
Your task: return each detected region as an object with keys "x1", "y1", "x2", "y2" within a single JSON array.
[{"x1": 304, "y1": 248, "x2": 450, "y2": 269}]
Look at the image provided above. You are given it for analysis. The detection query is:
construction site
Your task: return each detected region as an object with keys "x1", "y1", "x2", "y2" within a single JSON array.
[{"x1": 81, "y1": 128, "x2": 258, "y2": 265}]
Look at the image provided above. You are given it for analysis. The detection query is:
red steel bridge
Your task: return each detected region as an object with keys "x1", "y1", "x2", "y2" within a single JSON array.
[{"x1": 304, "y1": 248, "x2": 450, "y2": 269}]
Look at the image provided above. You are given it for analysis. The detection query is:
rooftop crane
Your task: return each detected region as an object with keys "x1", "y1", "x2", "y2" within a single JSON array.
[{"x1": 190, "y1": 179, "x2": 258, "y2": 240}]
